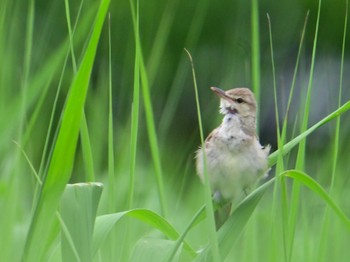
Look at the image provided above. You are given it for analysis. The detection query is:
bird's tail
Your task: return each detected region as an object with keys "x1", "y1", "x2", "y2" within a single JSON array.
[{"x1": 214, "y1": 202, "x2": 232, "y2": 230}]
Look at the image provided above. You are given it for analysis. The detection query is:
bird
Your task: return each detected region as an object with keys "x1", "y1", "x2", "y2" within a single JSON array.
[{"x1": 196, "y1": 87, "x2": 270, "y2": 229}]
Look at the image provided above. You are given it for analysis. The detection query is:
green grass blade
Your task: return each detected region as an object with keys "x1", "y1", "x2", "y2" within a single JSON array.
[
  {"x1": 107, "y1": 13, "x2": 115, "y2": 211},
  {"x1": 106, "y1": 11, "x2": 118, "y2": 261},
  {"x1": 64, "y1": 0, "x2": 78, "y2": 72},
  {"x1": 288, "y1": 3, "x2": 322, "y2": 258},
  {"x1": 92, "y1": 209, "x2": 197, "y2": 258},
  {"x1": 80, "y1": 114, "x2": 96, "y2": 182},
  {"x1": 251, "y1": 0, "x2": 261, "y2": 125},
  {"x1": 268, "y1": 99, "x2": 350, "y2": 168},
  {"x1": 185, "y1": 48, "x2": 221, "y2": 262},
  {"x1": 267, "y1": 13, "x2": 289, "y2": 261},
  {"x1": 64, "y1": 0, "x2": 95, "y2": 183},
  {"x1": 289, "y1": 4, "x2": 322, "y2": 257},
  {"x1": 330, "y1": 0, "x2": 347, "y2": 192},
  {"x1": 129, "y1": 0, "x2": 167, "y2": 217},
  {"x1": 139, "y1": 42, "x2": 167, "y2": 216},
  {"x1": 296, "y1": 0, "x2": 321, "y2": 170},
  {"x1": 60, "y1": 183, "x2": 103, "y2": 262},
  {"x1": 34, "y1": 0, "x2": 87, "y2": 202},
  {"x1": 22, "y1": 0, "x2": 34, "y2": 114},
  {"x1": 22, "y1": 0, "x2": 110, "y2": 260},
  {"x1": 128, "y1": 0, "x2": 140, "y2": 211},
  {"x1": 167, "y1": 205, "x2": 206, "y2": 262},
  {"x1": 282, "y1": 170, "x2": 350, "y2": 231},
  {"x1": 13, "y1": 141, "x2": 42, "y2": 186},
  {"x1": 282, "y1": 11, "x2": 309, "y2": 133},
  {"x1": 57, "y1": 212, "x2": 81, "y2": 262},
  {"x1": 317, "y1": 2, "x2": 348, "y2": 260},
  {"x1": 195, "y1": 177, "x2": 276, "y2": 261}
]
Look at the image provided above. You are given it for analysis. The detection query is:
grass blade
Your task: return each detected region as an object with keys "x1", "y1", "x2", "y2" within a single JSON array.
[
  {"x1": 317, "y1": 1, "x2": 348, "y2": 260},
  {"x1": 129, "y1": 0, "x2": 167, "y2": 217},
  {"x1": 167, "y1": 205, "x2": 206, "y2": 262},
  {"x1": 185, "y1": 48, "x2": 221, "y2": 262},
  {"x1": 251, "y1": 0, "x2": 261, "y2": 126},
  {"x1": 282, "y1": 170, "x2": 350, "y2": 231},
  {"x1": 128, "y1": 0, "x2": 140, "y2": 211},
  {"x1": 268, "y1": 99, "x2": 350, "y2": 168}
]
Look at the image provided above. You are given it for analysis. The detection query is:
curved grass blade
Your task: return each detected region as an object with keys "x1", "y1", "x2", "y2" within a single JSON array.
[
  {"x1": 268, "y1": 99, "x2": 350, "y2": 167},
  {"x1": 282, "y1": 170, "x2": 350, "y2": 231},
  {"x1": 92, "y1": 209, "x2": 197, "y2": 259},
  {"x1": 184, "y1": 48, "x2": 220, "y2": 262},
  {"x1": 22, "y1": 0, "x2": 111, "y2": 260},
  {"x1": 167, "y1": 205, "x2": 206, "y2": 262}
]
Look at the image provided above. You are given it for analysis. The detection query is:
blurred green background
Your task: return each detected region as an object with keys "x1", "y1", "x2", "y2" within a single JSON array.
[
  {"x1": 17, "y1": 0, "x2": 349, "y2": 180},
  {"x1": 1, "y1": 0, "x2": 350, "y2": 261},
  {"x1": 3, "y1": 0, "x2": 349, "y2": 172}
]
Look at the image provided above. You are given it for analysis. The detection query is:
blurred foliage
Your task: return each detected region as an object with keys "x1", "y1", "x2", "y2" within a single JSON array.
[{"x1": 0, "y1": 0, "x2": 349, "y2": 185}]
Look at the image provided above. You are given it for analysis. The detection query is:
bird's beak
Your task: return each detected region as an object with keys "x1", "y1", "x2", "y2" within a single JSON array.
[{"x1": 210, "y1": 87, "x2": 232, "y2": 101}]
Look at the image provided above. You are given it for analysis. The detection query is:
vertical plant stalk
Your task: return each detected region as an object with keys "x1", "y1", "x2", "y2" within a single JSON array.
[
  {"x1": 107, "y1": 12, "x2": 117, "y2": 260},
  {"x1": 107, "y1": 13, "x2": 116, "y2": 214},
  {"x1": 33, "y1": 0, "x2": 85, "y2": 208},
  {"x1": 267, "y1": 14, "x2": 289, "y2": 262},
  {"x1": 289, "y1": 1, "x2": 322, "y2": 261},
  {"x1": 64, "y1": 0, "x2": 77, "y2": 72},
  {"x1": 270, "y1": 11, "x2": 310, "y2": 262},
  {"x1": 185, "y1": 49, "x2": 221, "y2": 262},
  {"x1": 251, "y1": 0, "x2": 261, "y2": 126},
  {"x1": 330, "y1": 0, "x2": 347, "y2": 193},
  {"x1": 128, "y1": 0, "x2": 140, "y2": 212},
  {"x1": 317, "y1": 1, "x2": 348, "y2": 260},
  {"x1": 65, "y1": 0, "x2": 96, "y2": 182},
  {"x1": 129, "y1": 0, "x2": 167, "y2": 217}
]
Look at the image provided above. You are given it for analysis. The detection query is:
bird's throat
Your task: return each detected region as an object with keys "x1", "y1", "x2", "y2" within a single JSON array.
[{"x1": 226, "y1": 107, "x2": 238, "y2": 114}]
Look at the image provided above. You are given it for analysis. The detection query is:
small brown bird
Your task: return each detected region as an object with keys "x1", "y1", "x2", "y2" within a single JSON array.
[{"x1": 196, "y1": 87, "x2": 270, "y2": 228}]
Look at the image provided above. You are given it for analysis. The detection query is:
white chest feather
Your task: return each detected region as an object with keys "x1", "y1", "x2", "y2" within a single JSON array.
[{"x1": 196, "y1": 114, "x2": 269, "y2": 201}]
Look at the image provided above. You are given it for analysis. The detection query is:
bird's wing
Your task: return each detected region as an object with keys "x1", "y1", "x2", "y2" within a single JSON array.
[{"x1": 204, "y1": 126, "x2": 221, "y2": 147}]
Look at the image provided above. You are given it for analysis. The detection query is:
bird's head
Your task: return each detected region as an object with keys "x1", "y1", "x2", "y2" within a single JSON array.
[{"x1": 211, "y1": 87, "x2": 257, "y2": 118}]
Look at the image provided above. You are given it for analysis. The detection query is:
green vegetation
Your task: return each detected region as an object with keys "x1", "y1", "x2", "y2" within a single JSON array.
[{"x1": 1, "y1": 0, "x2": 350, "y2": 261}]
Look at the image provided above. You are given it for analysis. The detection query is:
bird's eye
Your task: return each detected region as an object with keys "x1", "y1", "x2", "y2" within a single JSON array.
[{"x1": 236, "y1": 98, "x2": 245, "y2": 104}]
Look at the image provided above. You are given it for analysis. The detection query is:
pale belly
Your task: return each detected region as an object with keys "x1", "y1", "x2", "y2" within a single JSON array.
[{"x1": 197, "y1": 137, "x2": 269, "y2": 202}]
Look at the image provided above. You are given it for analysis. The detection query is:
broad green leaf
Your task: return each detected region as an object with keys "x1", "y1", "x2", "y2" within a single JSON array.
[
  {"x1": 282, "y1": 170, "x2": 350, "y2": 231},
  {"x1": 131, "y1": 238, "x2": 182, "y2": 262},
  {"x1": 60, "y1": 183, "x2": 103, "y2": 262},
  {"x1": 92, "y1": 209, "x2": 197, "y2": 259}
]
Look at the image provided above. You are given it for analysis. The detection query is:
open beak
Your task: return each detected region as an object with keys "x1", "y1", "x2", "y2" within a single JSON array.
[{"x1": 210, "y1": 87, "x2": 232, "y2": 101}]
